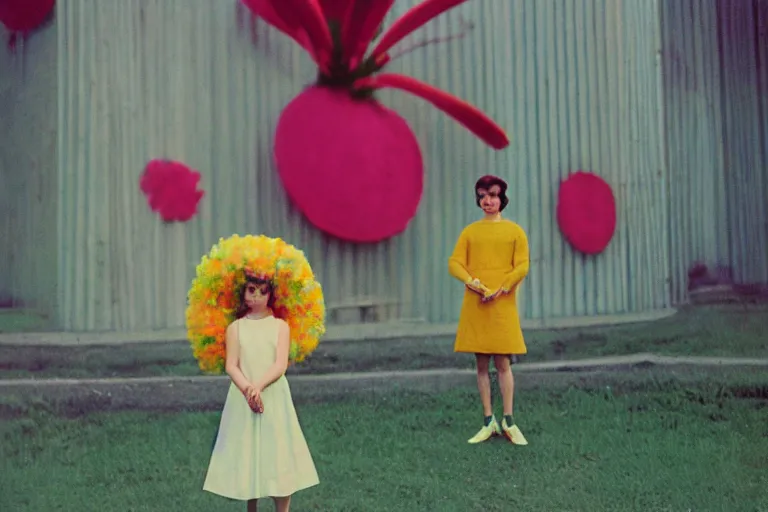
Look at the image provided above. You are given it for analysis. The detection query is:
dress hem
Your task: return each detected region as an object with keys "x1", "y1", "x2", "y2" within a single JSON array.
[
  {"x1": 454, "y1": 349, "x2": 527, "y2": 356},
  {"x1": 203, "y1": 479, "x2": 319, "y2": 501}
]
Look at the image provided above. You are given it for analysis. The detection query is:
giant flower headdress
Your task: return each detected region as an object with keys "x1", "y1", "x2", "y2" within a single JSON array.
[{"x1": 186, "y1": 234, "x2": 325, "y2": 374}]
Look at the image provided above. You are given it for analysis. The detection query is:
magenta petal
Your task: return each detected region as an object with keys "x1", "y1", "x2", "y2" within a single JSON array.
[
  {"x1": 240, "y1": 0, "x2": 316, "y2": 61},
  {"x1": 318, "y1": 0, "x2": 356, "y2": 24},
  {"x1": 371, "y1": 0, "x2": 469, "y2": 59},
  {"x1": 356, "y1": 73, "x2": 509, "y2": 150},
  {"x1": 278, "y1": 0, "x2": 334, "y2": 67},
  {"x1": 342, "y1": 0, "x2": 395, "y2": 67}
]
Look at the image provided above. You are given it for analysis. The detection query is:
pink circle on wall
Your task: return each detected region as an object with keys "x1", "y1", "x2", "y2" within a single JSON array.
[
  {"x1": 274, "y1": 86, "x2": 424, "y2": 243},
  {"x1": 556, "y1": 170, "x2": 617, "y2": 255}
]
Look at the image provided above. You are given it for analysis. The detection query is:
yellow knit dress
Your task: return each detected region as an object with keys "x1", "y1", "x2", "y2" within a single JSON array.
[{"x1": 448, "y1": 219, "x2": 530, "y2": 355}]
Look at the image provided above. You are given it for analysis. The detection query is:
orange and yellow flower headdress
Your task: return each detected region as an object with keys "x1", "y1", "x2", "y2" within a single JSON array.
[{"x1": 186, "y1": 234, "x2": 326, "y2": 374}]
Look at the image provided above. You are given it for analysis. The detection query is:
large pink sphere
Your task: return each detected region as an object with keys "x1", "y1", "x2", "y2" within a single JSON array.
[{"x1": 274, "y1": 86, "x2": 424, "y2": 243}]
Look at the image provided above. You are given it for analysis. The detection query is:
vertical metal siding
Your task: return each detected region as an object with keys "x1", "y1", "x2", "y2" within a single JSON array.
[
  {"x1": 0, "y1": 25, "x2": 59, "y2": 315},
  {"x1": 0, "y1": 69, "x2": 9, "y2": 302},
  {"x1": 661, "y1": 0, "x2": 768, "y2": 303},
  {"x1": 507, "y1": 0, "x2": 669, "y2": 319},
  {"x1": 661, "y1": 0, "x2": 729, "y2": 303},
  {"x1": 716, "y1": 0, "x2": 768, "y2": 285},
  {"x1": 50, "y1": 0, "x2": 669, "y2": 332}
]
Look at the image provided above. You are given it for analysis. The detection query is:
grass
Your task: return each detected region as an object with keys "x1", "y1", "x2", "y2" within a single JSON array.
[
  {"x1": 0, "y1": 308, "x2": 51, "y2": 333},
  {"x1": 0, "y1": 304, "x2": 766, "y2": 380},
  {"x1": 1, "y1": 369, "x2": 766, "y2": 511}
]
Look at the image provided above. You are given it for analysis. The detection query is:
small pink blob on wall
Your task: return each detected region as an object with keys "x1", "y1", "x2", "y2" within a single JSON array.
[
  {"x1": 556, "y1": 170, "x2": 617, "y2": 255},
  {"x1": 140, "y1": 159, "x2": 205, "y2": 223},
  {"x1": 274, "y1": 86, "x2": 424, "y2": 243}
]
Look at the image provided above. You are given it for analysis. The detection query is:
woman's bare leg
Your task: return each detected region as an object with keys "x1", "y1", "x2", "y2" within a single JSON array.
[
  {"x1": 493, "y1": 355, "x2": 514, "y2": 417},
  {"x1": 475, "y1": 354, "x2": 493, "y2": 416},
  {"x1": 273, "y1": 495, "x2": 291, "y2": 512}
]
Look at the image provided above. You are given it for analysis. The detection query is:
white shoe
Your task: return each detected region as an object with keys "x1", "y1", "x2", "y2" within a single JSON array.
[
  {"x1": 467, "y1": 416, "x2": 501, "y2": 444},
  {"x1": 501, "y1": 418, "x2": 528, "y2": 445}
]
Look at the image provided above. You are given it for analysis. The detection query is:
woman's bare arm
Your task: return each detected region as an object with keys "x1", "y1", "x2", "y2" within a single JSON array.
[
  {"x1": 224, "y1": 321, "x2": 253, "y2": 395},
  {"x1": 254, "y1": 319, "x2": 290, "y2": 392}
]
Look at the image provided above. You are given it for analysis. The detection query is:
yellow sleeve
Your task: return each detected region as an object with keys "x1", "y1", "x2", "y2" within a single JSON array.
[
  {"x1": 500, "y1": 226, "x2": 530, "y2": 292},
  {"x1": 448, "y1": 229, "x2": 473, "y2": 284}
]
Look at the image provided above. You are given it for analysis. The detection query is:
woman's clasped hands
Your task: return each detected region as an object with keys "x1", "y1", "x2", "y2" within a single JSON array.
[{"x1": 244, "y1": 386, "x2": 264, "y2": 414}]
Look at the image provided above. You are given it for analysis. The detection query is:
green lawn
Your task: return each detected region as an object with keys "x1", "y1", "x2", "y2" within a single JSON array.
[
  {"x1": 0, "y1": 304, "x2": 766, "y2": 380},
  {"x1": 0, "y1": 309, "x2": 51, "y2": 333},
  {"x1": 1, "y1": 369, "x2": 766, "y2": 511}
]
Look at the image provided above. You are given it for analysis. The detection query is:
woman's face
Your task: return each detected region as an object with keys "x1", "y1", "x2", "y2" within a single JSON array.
[
  {"x1": 244, "y1": 282, "x2": 271, "y2": 311},
  {"x1": 477, "y1": 184, "x2": 502, "y2": 214}
]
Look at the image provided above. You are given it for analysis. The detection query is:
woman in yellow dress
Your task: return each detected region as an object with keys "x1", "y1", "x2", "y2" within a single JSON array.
[{"x1": 449, "y1": 175, "x2": 530, "y2": 446}]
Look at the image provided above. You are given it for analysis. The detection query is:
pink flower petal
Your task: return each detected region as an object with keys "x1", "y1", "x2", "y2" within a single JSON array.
[
  {"x1": 370, "y1": 0, "x2": 470, "y2": 60},
  {"x1": 356, "y1": 73, "x2": 509, "y2": 150}
]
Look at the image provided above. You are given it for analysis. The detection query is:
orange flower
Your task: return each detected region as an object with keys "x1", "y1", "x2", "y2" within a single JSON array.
[{"x1": 209, "y1": 259, "x2": 224, "y2": 276}]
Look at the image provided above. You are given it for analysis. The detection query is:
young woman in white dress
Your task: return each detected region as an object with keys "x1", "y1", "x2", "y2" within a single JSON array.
[{"x1": 203, "y1": 273, "x2": 319, "y2": 512}]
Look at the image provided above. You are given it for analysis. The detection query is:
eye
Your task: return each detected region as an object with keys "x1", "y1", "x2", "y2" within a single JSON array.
[{"x1": 247, "y1": 286, "x2": 256, "y2": 293}]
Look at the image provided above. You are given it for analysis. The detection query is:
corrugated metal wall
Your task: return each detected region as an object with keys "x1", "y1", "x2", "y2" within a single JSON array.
[
  {"x1": 662, "y1": 0, "x2": 768, "y2": 303},
  {"x1": 0, "y1": 26, "x2": 59, "y2": 315},
  {"x1": 47, "y1": 0, "x2": 669, "y2": 331},
  {"x1": 717, "y1": 0, "x2": 768, "y2": 284}
]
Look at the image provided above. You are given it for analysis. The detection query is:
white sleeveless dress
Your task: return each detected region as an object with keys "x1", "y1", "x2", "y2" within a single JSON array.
[{"x1": 203, "y1": 316, "x2": 319, "y2": 500}]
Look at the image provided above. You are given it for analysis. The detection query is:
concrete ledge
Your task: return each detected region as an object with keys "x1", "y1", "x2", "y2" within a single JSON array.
[{"x1": 0, "y1": 308, "x2": 678, "y2": 346}]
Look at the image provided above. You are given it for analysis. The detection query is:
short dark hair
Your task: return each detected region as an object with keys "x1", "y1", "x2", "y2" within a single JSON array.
[
  {"x1": 474, "y1": 175, "x2": 509, "y2": 212},
  {"x1": 235, "y1": 273, "x2": 276, "y2": 318}
]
